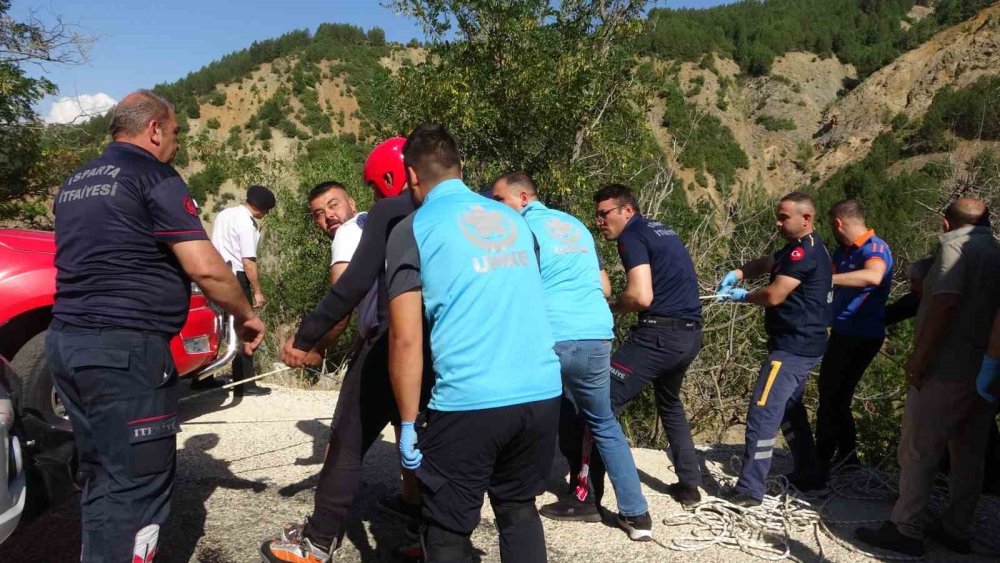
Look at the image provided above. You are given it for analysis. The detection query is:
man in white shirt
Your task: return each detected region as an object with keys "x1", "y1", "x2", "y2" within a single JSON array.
[
  {"x1": 210, "y1": 184, "x2": 275, "y2": 395},
  {"x1": 304, "y1": 181, "x2": 379, "y2": 356}
]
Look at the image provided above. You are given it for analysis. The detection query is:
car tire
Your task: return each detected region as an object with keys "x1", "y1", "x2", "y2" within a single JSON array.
[{"x1": 10, "y1": 332, "x2": 62, "y2": 419}]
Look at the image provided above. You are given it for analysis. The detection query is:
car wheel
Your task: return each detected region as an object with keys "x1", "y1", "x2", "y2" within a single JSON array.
[{"x1": 10, "y1": 332, "x2": 65, "y2": 419}]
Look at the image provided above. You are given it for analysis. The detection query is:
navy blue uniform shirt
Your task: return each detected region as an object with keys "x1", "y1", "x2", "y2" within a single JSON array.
[
  {"x1": 616, "y1": 213, "x2": 701, "y2": 322},
  {"x1": 52, "y1": 142, "x2": 208, "y2": 335},
  {"x1": 764, "y1": 232, "x2": 833, "y2": 357}
]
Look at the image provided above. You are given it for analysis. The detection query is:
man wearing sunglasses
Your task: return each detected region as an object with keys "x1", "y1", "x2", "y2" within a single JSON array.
[{"x1": 547, "y1": 183, "x2": 705, "y2": 520}]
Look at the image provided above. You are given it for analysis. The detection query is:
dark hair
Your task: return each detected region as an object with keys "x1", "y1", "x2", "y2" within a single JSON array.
[
  {"x1": 308, "y1": 181, "x2": 348, "y2": 202},
  {"x1": 246, "y1": 185, "x2": 276, "y2": 211},
  {"x1": 592, "y1": 183, "x2": 640, "y2": 214},
  {"x1": 828, "y1": 199, "x2": 865, "y2": 221},
  {"x1": 402, "y1": 123, "x2": 462, "y2": 184},
  {"x1": 493, "y1": 170, "x2": 536, "y2": 194},
  {"x1": 780, "y1": 191, "x2": 816, "y2": 213}
]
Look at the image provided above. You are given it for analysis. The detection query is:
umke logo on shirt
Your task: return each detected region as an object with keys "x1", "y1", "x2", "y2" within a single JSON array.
[{"x1": 458, "y1": 204, "x2": 529, "y2": 274}]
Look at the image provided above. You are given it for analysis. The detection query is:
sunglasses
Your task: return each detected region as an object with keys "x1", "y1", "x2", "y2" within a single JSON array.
[{"x1": 595, "y1": 205, "x2": 626, "y2": 220}]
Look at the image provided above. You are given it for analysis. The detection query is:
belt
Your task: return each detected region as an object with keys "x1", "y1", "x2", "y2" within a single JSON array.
[
  {"x1": 637, "y1": 316, "x2": 702, "y2": 330},
  {"x1": 50, "y1": 318, "x2": 171, "y2": 339}
]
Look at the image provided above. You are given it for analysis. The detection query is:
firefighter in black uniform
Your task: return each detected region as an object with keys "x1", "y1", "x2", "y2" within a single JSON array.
[{"x1": 47, "y1": 90, "x2": 265, "y2": 562}]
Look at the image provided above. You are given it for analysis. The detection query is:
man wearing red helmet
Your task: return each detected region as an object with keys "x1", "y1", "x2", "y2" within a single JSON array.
[{"x1": 261, "y1": 138, "x2": 433, "y2": 563}]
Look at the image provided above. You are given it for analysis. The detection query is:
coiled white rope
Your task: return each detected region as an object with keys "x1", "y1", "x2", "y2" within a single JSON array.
[{"x1": 658, "y1": 448, "x2": 1000, "y2": 561}]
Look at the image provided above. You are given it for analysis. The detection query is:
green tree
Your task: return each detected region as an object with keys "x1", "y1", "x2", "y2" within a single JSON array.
[
  {"x1": 386, "y1": 0, "x2": 648, "y2": 185},
  {"x1": 0, "y1": 1, "x2": 92, "y2": 223}
]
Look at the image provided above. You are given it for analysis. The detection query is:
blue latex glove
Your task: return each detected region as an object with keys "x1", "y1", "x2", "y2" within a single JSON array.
[
  {"x1": 717, "y1": 288, "x2": 749, "y2": 303},
  {"x1": 718, "y1": 271, "x2": 740, "y2": 293},
  {"x1": 398, "y1": 421, "x2": 423, "y2": 469},
  {"x1": 977, "y1": 355, "x2": 999, "y2": 403}
]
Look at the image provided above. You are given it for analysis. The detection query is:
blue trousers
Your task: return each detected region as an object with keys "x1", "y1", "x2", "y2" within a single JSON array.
[
  {"x1": 735, "y1": 350, "x2": 822, "y2": 500},
  {"x1": 555, "y1": 340, "x2": 647, "y2": 517}
]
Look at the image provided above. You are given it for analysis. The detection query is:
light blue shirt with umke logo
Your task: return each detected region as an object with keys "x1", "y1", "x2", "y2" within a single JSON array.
[
  {"x1": 385, "y1": 179, "x2": 562, "y2": 411},
  {"x1": 521, "y1": 200, "x2": 613, "y2": 342}
]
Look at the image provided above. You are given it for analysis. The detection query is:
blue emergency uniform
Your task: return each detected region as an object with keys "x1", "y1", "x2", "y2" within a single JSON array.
[
  {"x1": 817, "y1": 230, "x2": 893, "y2": 467},
  {"x1": 47, "y1": 142, "x2": 207, "y2": 562},
  {"x1": 386, "y1": 179, "x2": 561, "y2": 561},
  {"x1": 736, "y1": 231, "x2": 833, "y2": 500}
]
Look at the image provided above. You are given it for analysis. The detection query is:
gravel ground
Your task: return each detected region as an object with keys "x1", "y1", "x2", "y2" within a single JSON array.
[{"x1": 3, "y1": 382, "x2": 999, "y2": 562}]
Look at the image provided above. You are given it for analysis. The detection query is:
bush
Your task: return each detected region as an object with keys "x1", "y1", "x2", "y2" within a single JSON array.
[
  {"x1": 755, "y1": 114, "x2": 796, "y2": 132},
  {"x1": 208, "y1": 90, "x2": 227, "y2": 106},
  {"x1": 206, "y1": 117, "x2": 221, "y2": 130}
]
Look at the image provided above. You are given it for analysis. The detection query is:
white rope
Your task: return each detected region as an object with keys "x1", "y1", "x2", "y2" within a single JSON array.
[{"x1": 656, "y1": 448, "x2": 1000, "y2": 561}]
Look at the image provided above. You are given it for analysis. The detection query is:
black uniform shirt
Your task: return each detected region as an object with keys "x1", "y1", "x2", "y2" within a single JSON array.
[
  {"x1": 52, "y1": 142, "x2": 207, "y2": 336},
  {"x1": 764, "y1": 232, "x2": 833, "y2": 357},
  {"x1": 616, "y1": 213, "x2": 701, "y2": 322}
]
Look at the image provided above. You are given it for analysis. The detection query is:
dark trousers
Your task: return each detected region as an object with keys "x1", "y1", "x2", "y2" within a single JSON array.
[
  {"x1": 735, "y1": 350, "x2": 822, "y2": 500},
  {"x1": 417, "y1": 397, "x2": 560, "y2": 563},
  {"x1": 304, "y1": 334, "x2": 432, "y2": 548},
  {"x1": 562, "y1": 321, "x2": 703, "y2": 500},
  {"x1": 45, "y1": 323, "x2": 179, "y2": 563},
  {"x1": 815, "y1": 332, "x2": 883, "y2": 467},
  {"x1": 231, "y1": 271, "x2": 255, "y2": 387}
]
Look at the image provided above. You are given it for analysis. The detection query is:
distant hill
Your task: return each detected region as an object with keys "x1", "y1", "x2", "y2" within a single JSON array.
[{"x1": 46, "y1": 2, "x2": 1000, "y2": 221}]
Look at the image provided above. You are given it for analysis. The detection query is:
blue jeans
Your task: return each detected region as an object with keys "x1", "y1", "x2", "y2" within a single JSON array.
[{"x1": 555, "y1": 340, "x2": 648, "y2": 516}]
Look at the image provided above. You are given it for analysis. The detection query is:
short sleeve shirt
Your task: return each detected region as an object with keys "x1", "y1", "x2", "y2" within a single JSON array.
[
  {"x1": 210, "y1": 205, "x2": 258, "y2": 272},
  {"x1": 52, "y1": 142, "x2": 208, "y2": 335},
  {"x1": 916, "y1": 226, "x2": 1000, "y2": 380},
  {"x1": 330, "y1": 212, "x2": 367, "y2": 266},
  {"x1": 616, "y1": 214, "x2": 701, "y2": 322},
  {"x1": 329, "y1": 212, "x2": 379, "y2": 339},
  {"x1": 764, "y1": 232, "x2": 833, "y2": 357},
  {"x1": 385, "y1": 179, "x2": 562, "y2": 412},
  {"x1": 521, "y1": 201, "x2": 612, "y2": 342},
  {"x1": 830, "y1": 230, "x2": 894, "y2": 338}
]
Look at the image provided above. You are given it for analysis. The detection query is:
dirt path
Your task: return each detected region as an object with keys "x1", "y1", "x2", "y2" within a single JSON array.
[{"x1": 3, "y1": 383, "x2": 998, "y2": 562}]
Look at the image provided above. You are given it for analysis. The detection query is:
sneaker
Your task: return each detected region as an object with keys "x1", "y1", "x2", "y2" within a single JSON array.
[
  {"x1": 665, "y1": 482, "x2": 702, "y2": 508},
  {"x1": 260, "y1": 537, "x2": 331, "y2": 563},
  {"x1": 280, "y1": 519, "x2": 306, "y2": 542},
  {"x1": 378, "y1": 494, "x2": 421, "y2": 521},
  {"x1": 616, "y1": 512, "x2": 653, "y2": 541},
  {"x1": 925, "y1": 521, "x2": 972, "y2": 554},
  {"x1": 722, "y1": 490, "x2": 763, "y2": 508},
  {"x1": 538, "y1": 496, "x2": 601, "y2": 522},
  {"x1": 855, "y1": 522, "x2": 925, "y2": 557}
]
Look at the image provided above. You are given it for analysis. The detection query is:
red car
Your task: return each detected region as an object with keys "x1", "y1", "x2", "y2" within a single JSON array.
[{"x1": 0, "y1": 228, "x2": 236, "y2": 417}]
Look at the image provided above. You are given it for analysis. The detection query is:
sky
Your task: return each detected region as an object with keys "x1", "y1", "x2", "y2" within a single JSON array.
[{"x1": 11, "y1": 0, "x2": 732, "y2": 123}]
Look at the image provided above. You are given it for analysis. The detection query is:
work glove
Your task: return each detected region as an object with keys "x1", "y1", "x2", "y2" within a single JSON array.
[
  {"x1": 977, "y1": 355, "x2": 999, "y2": 403},
  {"x1": 717, "y1": 288, "x2": 749, "y2": 303},
  {"x1": 398, "y1": 421, "x2": 423, "y2": 470},
  {"x1": 718, "y1": 271, "x2": 740, "y2": 293}
]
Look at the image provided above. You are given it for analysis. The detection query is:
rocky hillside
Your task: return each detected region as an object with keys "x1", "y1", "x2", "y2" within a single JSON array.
[{"x1": 162, "y1": 3, "x2": 999, "y2": 219}]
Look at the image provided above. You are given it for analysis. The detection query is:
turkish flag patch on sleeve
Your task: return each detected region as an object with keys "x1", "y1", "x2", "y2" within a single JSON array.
[
  {"x1": 184, "y1": 195, "x2": 198, "y2": 216},
  {"x1": 790, "y1": 247, "x2": 805, "y2": 262}
]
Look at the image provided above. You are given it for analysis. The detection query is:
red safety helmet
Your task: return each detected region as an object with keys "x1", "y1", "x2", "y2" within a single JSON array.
[{"x1": 363, "y1": 137, "x2": 407, "y2": 199}]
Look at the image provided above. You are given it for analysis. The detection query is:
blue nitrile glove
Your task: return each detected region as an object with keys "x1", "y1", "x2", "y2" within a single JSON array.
[
  {"x1": 398, "y1": 421, "x2": 423, "y2": 469},
  {"x1": 976, "y1": 355, "x2": 999, "y2": 403},
  {"x1": 717, "y1": 288, "x2": 749, "y2": 303},
  {"x1": 718, "y1": 270, "x2": 740, "y2": 293}
]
